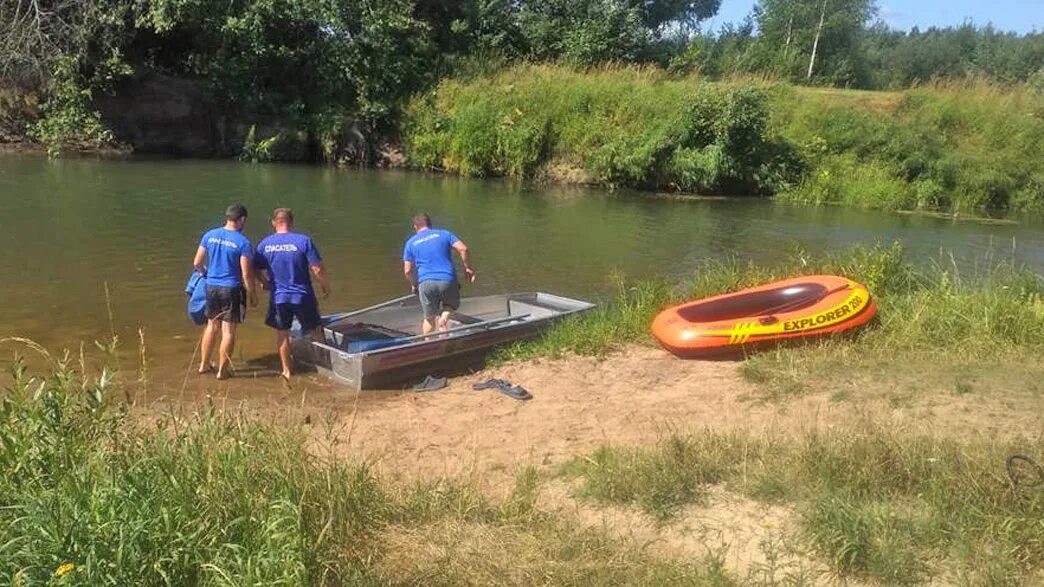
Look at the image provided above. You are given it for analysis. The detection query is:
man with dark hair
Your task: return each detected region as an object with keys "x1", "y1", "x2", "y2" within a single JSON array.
[
  {"x1": 192, "y1": 204, "x2": 257, "y2": 379},
  {"x1": 255, "y1": 208, "x2": 331, "y2": 379},
  {"x1": 403, "y1": 213, "x2": 476, "y2": 334}
]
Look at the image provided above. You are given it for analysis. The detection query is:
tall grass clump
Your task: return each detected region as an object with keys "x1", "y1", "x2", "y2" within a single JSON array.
[
  {"x1": 794, "y1": 427, "x2": 1044, "y2": 584},
  {"x1": 566, "y1": 427, "x2": 1044, "y2": 584},
  {"x1": 0, "y1": 350, "x2": 386, "y2": 585},
  {"x1": 777, "y1": 80, "x2": 1044, "y2": 212},
  {"x1": 377, "y1": 473, "x2": 733, "y2": 586},
  {"x1": 562, "y1": 435, "x2": 756, "y2": 522},
  {"x1": 405, "y1": 64, "x2": 801, "y2": 195}
]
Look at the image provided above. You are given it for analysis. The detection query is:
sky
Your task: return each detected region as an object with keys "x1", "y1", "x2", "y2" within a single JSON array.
[{"x1": 710, "y1": 0, "x2": 1044, "y2": 34}]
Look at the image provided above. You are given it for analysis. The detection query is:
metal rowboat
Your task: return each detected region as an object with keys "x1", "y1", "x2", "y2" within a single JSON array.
[{"x1": 290, "y1": 292, "x2": 595, "y2": 390}]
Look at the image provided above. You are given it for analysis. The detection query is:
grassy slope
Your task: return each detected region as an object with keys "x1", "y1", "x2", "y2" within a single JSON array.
[{"x1": 404, "y1": 64, "x2": 1044, "y2": 213}]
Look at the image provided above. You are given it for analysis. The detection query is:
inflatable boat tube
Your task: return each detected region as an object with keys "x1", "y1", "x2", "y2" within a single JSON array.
[{"x1": 651, "y1": 275, "x2": 876, "y2": 357}]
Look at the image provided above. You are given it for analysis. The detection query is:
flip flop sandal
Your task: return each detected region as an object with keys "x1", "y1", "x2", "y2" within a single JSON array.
[
  {"x1": 472, "y1": 378, "x2": 533, "y2": 400},
  {"x1": 502, "y1": 385, "x2": 533, "y2": 401},
  {"x1": 413, "y1": 375, "x2": 447, "y2": 392}
]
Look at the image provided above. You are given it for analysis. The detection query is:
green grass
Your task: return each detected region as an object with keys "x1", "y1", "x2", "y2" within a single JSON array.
[
  {"x1": 0, "y1": 351, "x2": 387, "y2": 585},
  {"x1": 0, "y1": 347, "x2": 735, "y2": 586},
  {"x1": 562, "y1": 435, "x2": 748, "y2": 522},
  {"x1": 405, "y1": 64, "x2": 800, "y2": 195},
  {"x1": 404, "y1": 64, "x2": 1044, "y2": 212},
  {"x1": 498, "y1": 242, "x2": 1044, "y2": 366},
  {"x1": 776, "y1": 79, "x2": 1044, "y2": 213},
  {"x1": 563, "y1": 427, "x2": 1044, "y2": 584}
]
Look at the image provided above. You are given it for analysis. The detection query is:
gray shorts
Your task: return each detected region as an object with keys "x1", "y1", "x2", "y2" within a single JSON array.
[{"x1": 417, "y1": 280, "x2": 460, "y2": 319}]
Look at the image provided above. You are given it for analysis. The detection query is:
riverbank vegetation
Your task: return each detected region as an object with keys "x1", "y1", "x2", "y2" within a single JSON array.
[
  {"x1": 406, "y1": 65, "x2": 1044, "y2": 212},
  {"x1": 0, "y1": 351, "x2": 727, "y2": 585},
  {"x1": 2, "y1": 1, "x2": 1042, "y2": 173},
  {"x1": 498, "y1": 243, "x2": 1044, "y2": 376},
  {"x1": 4, "y1": 327, "x2": 1042, "y2": 585},
  {"x1": 3, "y1": 245, "x2": 1042, "y2": 584}
]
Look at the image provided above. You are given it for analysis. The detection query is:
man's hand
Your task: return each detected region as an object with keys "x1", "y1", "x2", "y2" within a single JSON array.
[
  {"x1": 248, "y1": 289, "x2": 259, "y2": 308},
  {"x1": 320, "y1": 283, "x2": 330, "y2": 300},
  {"x1": 464, "y1": 267, "x2": 476, "y2": 283}
]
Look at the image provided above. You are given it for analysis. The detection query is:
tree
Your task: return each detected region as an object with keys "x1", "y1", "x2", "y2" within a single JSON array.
[
  {"x1": 0, "y1": 0, "x2": 119, "y2": 89},
  {"x1": 135, "y1": 0, "x2": 433, "y2": 121},
  {"x1": 753, "y1": 0, "x2": 875, "y2": 85}
]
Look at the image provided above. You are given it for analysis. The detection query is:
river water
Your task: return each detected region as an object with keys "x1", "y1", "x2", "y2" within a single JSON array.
[{"x1": 1, "y1": 157, "x2": 1042, "y2": 390}]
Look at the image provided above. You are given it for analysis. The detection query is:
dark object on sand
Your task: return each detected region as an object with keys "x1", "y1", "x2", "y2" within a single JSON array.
[
  {"x1": 1007, "y1": 454, "x2": 1043, "y2": 489},
  {"x1": 473, "y1": 378, "x2": 533, "y2": 400},
  {"x1": 412, "y1": 375, "x2": 447, "y2": 392}
]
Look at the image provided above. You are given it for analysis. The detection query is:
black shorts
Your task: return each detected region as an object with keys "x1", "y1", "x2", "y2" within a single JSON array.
[
  {"x1": 266, "y1": 298, "x2": 322, "y2": 332},
  {"x1": 417, "y1": 280, "x2": 460, "y2": 319},
  {"x1": 205, "y1": 286, "x2": 246, "y2": 323}
]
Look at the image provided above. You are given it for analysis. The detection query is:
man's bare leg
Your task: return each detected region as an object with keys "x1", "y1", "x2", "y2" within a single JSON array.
[
  {"x1": 216, "y1": 321, "x2": 237, "y2": 379},
  {"x1": 422, "y1": 317, "x2": 435, "y2": 335},
  {"x1": 276, "y1": 330, "x2": 292, "y2": 379},
  {"x1": 198, "y1": 319, "x2": 219, "y2": 373},
  {"x1": 436, "y1": 310, "x2": 451, "y2": 333}
]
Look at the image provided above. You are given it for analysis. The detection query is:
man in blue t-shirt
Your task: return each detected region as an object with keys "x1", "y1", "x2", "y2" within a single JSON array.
[
  {"x1": 403, "y1": 213, "x2": 476, "y2": 334},
  {"x1": 191, "y1": 204, "x2": 257, "y2": 380},
  {"x1": 254, "y1": 208, "x2": 332, "y2": 379}
]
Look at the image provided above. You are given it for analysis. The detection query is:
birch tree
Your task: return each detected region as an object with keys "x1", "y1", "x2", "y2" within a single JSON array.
[{"x1": 754, "y1": 0, "x2": 875, "y2": 84}]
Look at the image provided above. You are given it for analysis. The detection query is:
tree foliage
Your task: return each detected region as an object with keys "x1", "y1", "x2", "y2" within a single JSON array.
[
  {"x1": 3, "y1": 0, "x2": 1042, "y2": 158},
  {"x1": 690, "y1": 1, "x2": 1044, "y2": 89}
]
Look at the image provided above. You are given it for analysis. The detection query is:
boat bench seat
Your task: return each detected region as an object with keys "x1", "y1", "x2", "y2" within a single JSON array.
[
  {"x1": 508, "y1": 298, "x2": 558, "y2": 319},
  {"x1": 323, "y1": 322, "x2": 411, "y2": 351},
  {"x1": 449, "y1": 312, "x2": 483, "y2": 325}
]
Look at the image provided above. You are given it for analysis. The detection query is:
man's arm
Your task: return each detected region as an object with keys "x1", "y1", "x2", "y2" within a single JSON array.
[
  {"x1": 192, "y1": 246, "x2": 207, "y2": 275},
  {"x1": 257, "y1": 269, "x2": 272, "y2": 292},
  {"x1": 311, "y1": 263, "x2": 331, "y2": 299},
  {"x1": 452, "y1": 240, "x2": 476, "y2": 283},
  {"x1": 403, "y1": 260, "x2": 417, "y2": 292},
  {"x1": 240, "y1": 255, "x2": 258, "y2": 307}
]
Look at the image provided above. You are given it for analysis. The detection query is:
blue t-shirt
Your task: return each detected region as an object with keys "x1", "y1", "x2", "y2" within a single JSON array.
[
  {"x1": 403, "y1": 229, "x2": 459, "y2": 283},
  {"x1": 254, "y1": 232, "x2": 323, "y2": 304},
  {"x1": 199, "y1": 227, "x2": 253, "y2": 287}
]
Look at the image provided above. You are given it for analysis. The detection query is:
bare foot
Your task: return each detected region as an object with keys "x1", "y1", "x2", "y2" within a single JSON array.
[
  {"x1": 197, "y1": 362, "x2": 216, "y2": 375},
  {"x1": 280, "y1": 370, "x2": 292, "y2": 381},
  {"x1": 215, "y1": 368, "x2": 232, "y2": 380}
]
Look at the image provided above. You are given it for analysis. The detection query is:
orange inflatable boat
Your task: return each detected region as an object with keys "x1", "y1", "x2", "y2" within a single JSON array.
[{"x1": 651, "y1": 275, "x2": 876, "y2": 357}]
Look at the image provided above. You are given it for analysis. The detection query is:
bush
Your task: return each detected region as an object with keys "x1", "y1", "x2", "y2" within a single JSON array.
[
  {"x1": 28, "y1": 58, "x2": 119, "y2": 156},
  {"x1": 777, "y1": 80, "x2": 1044, "y2": 212},
  {"x1": 407, "y1": 64, "x2": 1044, "y2": 212},
  {"x1": 404, "y1": 64, "x2": 802, "y2": 194}
]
